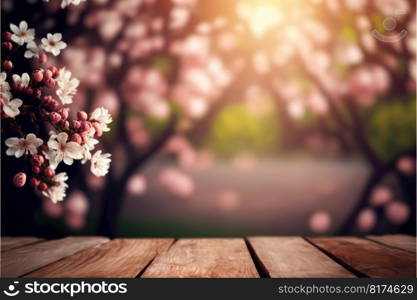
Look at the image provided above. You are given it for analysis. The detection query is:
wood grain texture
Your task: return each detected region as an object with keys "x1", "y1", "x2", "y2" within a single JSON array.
[
  {"x1": 25, "y1": 239, "x2": 174, "y2": 278},
  {"x1": 306, "y1": 237, "x2": 416, "y2": 278},
  {"x1": 248, "y1": 237, "x2": 355, "y2": 278},
  {"x1": 142, "y1": 238, "x2": 259, "y2": 278},
  {"x1": 1, "y1": 237, "x2": 44, "y2": 252},
  {"x1": 366, "y1": 235, "x2": 416, "y2": 253},
  {"x1": 1, "y1": 237, "x2": 109, "y2": 277}
]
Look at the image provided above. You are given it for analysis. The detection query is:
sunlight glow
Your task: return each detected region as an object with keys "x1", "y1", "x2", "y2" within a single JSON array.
[{"x1": 236, "y1": 2, "x2": 282, "y2": 37}]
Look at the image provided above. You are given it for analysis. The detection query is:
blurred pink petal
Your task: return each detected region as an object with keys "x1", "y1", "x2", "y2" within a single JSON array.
[
  {"x1": 370, "y1": 186, "x2": 393, "y2": 206},
  {"x1": 127, "y1": 174, "x2": 147, "y2": 196},
  {"x1": 217, "y1": 32, "x2": 236, "y2": 52},
  {"x1": 309, "y1": 211, "x2": 332, "y2": 233},
  {"x1": 385, "y1": 201, "x2": 410, "y2": 225},
  {"x1": 65, "y1": 191, "x2": 89, "y2": 215},
  {"x1": 396, "y1": 156, "x2": 415, "y2": 175},
  {"x1": 356, "y1": 208, "x2": 377, "y2": 232},
  {"x1": 158, "y1": 168, "x2": 194, "y2": 198},
  {"x1": 94, "y1": 89, "x2": 120, "y2": 115}
]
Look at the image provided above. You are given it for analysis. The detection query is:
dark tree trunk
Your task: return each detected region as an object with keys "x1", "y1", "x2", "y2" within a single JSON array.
[
  {"x1": 397, "y1": 172, "x2": 416, "y2": 235},
  {"x1": 95, "y1": 114, "x2": 178, "y2": 237},
  {"x1": 338, "y1": 167, "x2": 385, "y2": 235},
  {"x1": 339, "y1": 149, "x2": 416, "y2": 235},
  {"x1": 96, "y1": 177, "x2": 125, "y2": 238}
]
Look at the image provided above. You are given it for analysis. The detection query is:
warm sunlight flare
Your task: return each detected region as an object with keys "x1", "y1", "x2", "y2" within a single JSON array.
[{"x1": 236, "y1": 1, "x2": 282, "y2": 37}]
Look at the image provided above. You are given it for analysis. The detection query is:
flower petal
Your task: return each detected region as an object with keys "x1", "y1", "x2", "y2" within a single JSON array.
[
  {"x1": 5, "y1": 137, "x2": 19, "y2": 147},
  {"x1": 56, "y1": 132, "x2": 68, "y2": 144}
]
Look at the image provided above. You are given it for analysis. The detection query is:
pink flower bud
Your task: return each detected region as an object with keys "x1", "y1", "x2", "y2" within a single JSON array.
[
  {"x1": 49, "y1": 112, "x2": 62, "y2": 123},
  {"x1": 38, "y1": 52, "x2": 47, "y2": 64},
  {"x1": 17, "y1": 83, "x2": 25, "y2": 91},
  {"x1": 93, "y1": 124, "x2": 103, "y2": 137},
  {"x1": 2, "y1": 31, "x2": 12, "y2": 41},
  {"x1": 30, "y1": 178, "x2": 41, "y2": 188},
  {"x1": 94, "y1": 127, "x2": 103, "y2": 137},
  {"x1": 81, "y1": 131, "x2": 89, "y2": 143},
  {"x1": 38, "y1": 182, "x2": 48, "y2": 191},
  {"x1": 31, "y1": 154, "x2": 45, "y2": 166},
  {"x1": 72, "y1": 120, "x2": 81, "y2": 130},
  {"x1": 2, "y1": 60, "x2": 13, "y2": 71},
  {"x1": 2, "y1": 41, "x2": 12, "y2": 51},
  {"x1": 43, "y1": 95, "x2": 52, "y2": 102},
  {"x1": 77, "y1": 111, "x2": 88, "y2": 121},
  {"x1": 71, "y1": 133, "x2": 82, "y2": 144},
  {"x1": 59, "y1": 108, "x2": 69, "y2": 119},
  {"x1": 49, "y1": 66, "x2": 59, "y2": 77},
  {"x1": 13, "y1": 172, "x2": 26, "y2": 187},
  {"x1": 32, "y1": 166, "x2": 41, "y2": 174},
  {"x1": 32, "y1": 70, "x2": 43, "y2": 82},
  {"x1": 63, "y1": 120, "x2": 70, "y2": 129},
  {"x1": 43, "y1": 167, "x2": 55, "y2": 177},
  {"x1": 44, "y1": 78, "x2": 56, "y2": 88},
  {"x1": 80, "y1": 121, "x2": 91, "y2": 132},
  {"x1": 48, "y1": 99, "x2": 59, "y2": 110},
  {"x1": 44, "y1": 69, "x2": 53, "y2": 80}
]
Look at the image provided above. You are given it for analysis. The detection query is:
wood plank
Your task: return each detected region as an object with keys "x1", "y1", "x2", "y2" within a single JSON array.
[
  {"x1": 142, "y1": 238, "x2": 259, "y2": 278},
  {"x1": 1, "y1": 237, "x2": 44, "y2": 252},
  {"x1": 1, "y1": 236, "x2": 109, "y2": 277},
  {"x1": 25, "y1": 239, "x2": 174, "y2": 278},
  {"x1": 306, "y1": 237, "x2": 416, "y2": 278},
  {"x1": 247, "y1": 237, "x2": 355, "y2": 278},
  {"x1": 366, "y1": 235, "x2": 416, "y2": 253}
]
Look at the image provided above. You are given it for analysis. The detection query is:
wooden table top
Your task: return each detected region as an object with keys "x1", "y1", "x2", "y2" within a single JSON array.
[{"x1": 1, "y1": 235, "x2": 415, "y2": 278}]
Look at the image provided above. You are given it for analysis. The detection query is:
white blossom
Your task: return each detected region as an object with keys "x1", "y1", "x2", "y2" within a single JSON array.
[
  {"x1": 5, "y1": 134, "x2": 43, "y2": 158},
  {"x1": 10, "y1": 21, "x2": 35, "y2": 45},
  {"x1": 1, "y1": 72, "x2": 11, "y2": 99},
  {"x1": 42, "y1": 0, "x2": 86, "y2": 8},
  {"x1": 42, "y1": 172, "x2": 68, "y2": 203},
  {"x1": 90, "y1": 107, "x2": 112, "y2": 132},
  {"x1": 56, "y1": 67, "x2": 79, "y2": 104},
  {"x1": 12, "y1": 73, "x2": 30, "y2": 88},
  {"x1": 24, "y1": 41, "x2": 41, "y2": 59},
  {"x1": 60, "y1": 0, "x2": 86, "y2": 8},
  {"x1": 90, "y1": 150, "x2": 111, "y2": 177},
  {"x1": 41, "y1": 33, "x2": 67, "y2": 56},
  {"x1": 81, "y1": 128, "x2": 98, "y2": 164},
  {"x1": 2, "y1": 94, "x2": 23, "y2": 118},
  {"x1": 47, "y1": 132, "x2": 83, "y2": 166}
]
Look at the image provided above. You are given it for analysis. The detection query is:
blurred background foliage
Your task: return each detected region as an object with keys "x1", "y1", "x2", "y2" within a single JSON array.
[
  {"x1": 206, "y1": 101, "x2": 280, "y2": 157},
  {"x1": 369, "y1": 96, "x2": 416, "y2": 162}
]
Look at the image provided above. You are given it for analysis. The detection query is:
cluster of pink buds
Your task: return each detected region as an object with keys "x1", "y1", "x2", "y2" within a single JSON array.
[{"x1": 29, "y1": 153, "x2": 57, "y2": 191}]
